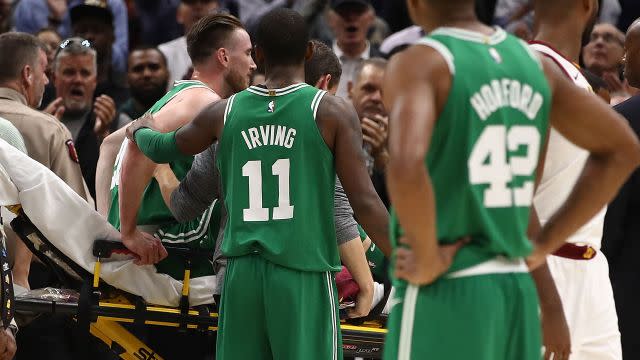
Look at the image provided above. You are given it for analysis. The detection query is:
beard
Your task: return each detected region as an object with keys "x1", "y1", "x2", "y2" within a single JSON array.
[
  {"x1": 226, "y1": 68, "x2": 249, "y2": 94},
  {"x1": 130, "y1": 83, "x2": 167, "y2": 108}
]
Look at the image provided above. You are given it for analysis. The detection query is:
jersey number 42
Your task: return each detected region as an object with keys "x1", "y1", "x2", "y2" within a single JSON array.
[{"x1": 468, "y1": 125, "x2": 541, "y2": 208}]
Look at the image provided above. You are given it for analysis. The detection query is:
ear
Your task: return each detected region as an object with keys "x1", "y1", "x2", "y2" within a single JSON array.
[
  {"x1": 217, "y1": 48, "x2": 229, "y2": 68},
  {"x1": 21, "y1": 65, "x2": 34, "y2": 88},
  {"x1": 347, "y1": 80, "x2": 354, "y2": 99},
  {"x1": 304, "y1": 41, "x2": 314, "y2": 61},
  {"x1": 315, "y1": 74, "x2": 331, "y2": 91}
]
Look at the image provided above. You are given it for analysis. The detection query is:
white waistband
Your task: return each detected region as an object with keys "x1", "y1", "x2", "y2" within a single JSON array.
[{"x1": 446, "y1": 256, "x2": 528, "y2": 279}]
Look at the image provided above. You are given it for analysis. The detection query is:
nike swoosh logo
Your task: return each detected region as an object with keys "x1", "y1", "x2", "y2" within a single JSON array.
[
  {"x1": 573, "y1": 73, "x2": 579, "y2": 80},
  {"x1": 370, "y1": 244, "x2": 376, "y2": 252}
]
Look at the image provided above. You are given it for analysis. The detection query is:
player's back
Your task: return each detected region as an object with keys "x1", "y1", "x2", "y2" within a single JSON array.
[
  {"x1": 217, "y1": 83, "x2": 340, "y2": 272},
  {"x1": 391, "y1": 28, "x2": 552, "y2": 273}
]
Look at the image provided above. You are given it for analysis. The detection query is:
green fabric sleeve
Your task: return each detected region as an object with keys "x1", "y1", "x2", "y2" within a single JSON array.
[{"x1": 134, "y1": 128, "x2": 190, "y2": 163}]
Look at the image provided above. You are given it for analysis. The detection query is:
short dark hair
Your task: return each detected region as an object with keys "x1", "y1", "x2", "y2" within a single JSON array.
[
  {"x1": 129, "y1": 45, "x2": 168, "y2": 68},
  {"x1": 255, "y1": 8, "x2": 309, "y2": 67},
  {"x1": 0, "y1": 32, "x2": 45, "y2": 84},
  {"x1": 305, "y1": 40, "x2": 341, "y2": 88},
  {"x1": 187, "y1": 13, "x2": 244, "y2": 66},
  {"x1": 353, "y1": 57, "x2": 387, "y2": 84}
]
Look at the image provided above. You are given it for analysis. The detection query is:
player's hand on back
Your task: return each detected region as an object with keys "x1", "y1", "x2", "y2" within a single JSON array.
[
  {"x1": 394, "y1": 236, "x2": 469, "y2": 286},
  {"x1": 126, "y1": 113, "x2": 156, "y2": 144},
  {"x1": 121, "y1": 229, "x2": 168, "y2": 265}
]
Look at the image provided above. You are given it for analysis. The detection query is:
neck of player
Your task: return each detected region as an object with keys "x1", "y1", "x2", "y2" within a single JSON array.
[
  {"x1": 535, "y1": 23, "x2": 584, "y2": 63},
  {"x1": 417, "y1": 6, "x2": 492, "y2": 35},
  {"x1": 263, "y1": 65, "x2": 306, "y2": 89}
]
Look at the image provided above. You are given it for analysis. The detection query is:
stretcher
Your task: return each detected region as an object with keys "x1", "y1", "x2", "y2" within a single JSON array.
[{"x1": 0, "y1": 139, "x2": 387, "y2": 359}]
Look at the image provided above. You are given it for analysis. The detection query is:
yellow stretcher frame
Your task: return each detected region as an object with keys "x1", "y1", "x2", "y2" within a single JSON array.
[{"x1": 9, "y1": 207, "x2": 387, "y2": 359}]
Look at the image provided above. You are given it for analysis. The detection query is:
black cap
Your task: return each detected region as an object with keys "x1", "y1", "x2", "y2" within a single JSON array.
[
  {"x1": 70, "y1": 0, "x2": 114, "y2": 25},
  {"x1": 330, "y1": 0, "x2": 370, "y2": 10}
]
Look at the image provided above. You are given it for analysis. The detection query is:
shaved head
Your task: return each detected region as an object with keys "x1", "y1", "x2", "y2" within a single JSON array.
[{"x1": 624, "y1": 18, "x2": 640, "y2": 87}]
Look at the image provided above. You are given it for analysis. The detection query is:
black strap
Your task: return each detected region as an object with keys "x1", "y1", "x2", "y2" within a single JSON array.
[{"x1": 0, "y1": 231, "x2": 14, "y2": 329}]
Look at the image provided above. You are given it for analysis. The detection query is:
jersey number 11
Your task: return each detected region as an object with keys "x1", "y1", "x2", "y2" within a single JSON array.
[{"x1": 242, "y1": 159, "x2": 294, "y2": 221}]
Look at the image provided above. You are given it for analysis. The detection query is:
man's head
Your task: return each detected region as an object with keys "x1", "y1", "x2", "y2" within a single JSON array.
[
  {"x1": 533, "y1": 0, "x2": 599, "y2": 44},
  {"x1": 178, "y1": 0, "x2": 220, "y2": 34},
  {"x1": 0, "y1": 32, "x2": 49, "y2": 108},
  {"x1": 305, "y1": 40, "x2": 342, "y2": 95},
  {"x1": 127, "y1": 46, "x2": 169, "y2": 108},
  {"x1": 36, "y1": 28, "x2": 62, "y2": 78},
  {"x1": 187, "y1": 13, "x2": 256, "y2": 94},
  {"x1": 70, "y1": 0, "x2": 114, "y2": 65},
  {"x1": 52, "y1": 37, "x2": 98, "y2": 115},
  {"x1": 624, "y1": 19, "x2": 640, "y2": 88},
  {"x1": 327, "y1": 0, "x2": 374, "y2": 50},
  {"x1": 583, "y1": 23, "x2": 625, "y2": 76},
  {"x1": 348, "y1": 57, "x2": 387, "y2": 118},
  {"x1": 254, "y1": 8, "x2": 311, "y2": 70}
]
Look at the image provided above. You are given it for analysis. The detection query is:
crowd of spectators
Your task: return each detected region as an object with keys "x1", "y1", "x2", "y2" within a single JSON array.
[{"x1": 0, "y1": 0, "x2": 640, "y2": 359}]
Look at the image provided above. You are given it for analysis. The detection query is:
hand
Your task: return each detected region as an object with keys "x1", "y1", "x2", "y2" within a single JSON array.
[
  {"x1": 93, "y1": 95, "x2": 116, "y2": 139},
  {"x1": 121, "y1": 230, "x2": 168, "y2": 265},
  {"x1": 153, "y1": 163, "x2": 174, "y2": 180},
  {"x1": 361, "y1": 114, "x2": 388, "y2": 156},
  {"x1": 541, "y1": 303, "x2": 571, "y2": 360},
  {"x1": 347, "y1": 281, "x2": 373, "y2": 319},
  {"x1": 126, "y1": 113, "x2": 155, "y2": 144},
  {"x1": 526, "y1": 247, "x2": 547, "y2": 271},
  {"x1": 0, "y1": 327, "x2": 16, "y2": 360},
  {"x1": 394, "y1": 236, "x2": 468, "y2": 286},
  {"x1": 46, "y1": 0, "x2": 67, "y2": 21},
  {"x1": 43, "y1": 97, "x2": 65, "y2": 120},
  {"x1": 602, "y1": 71, "x2": 625, "y2": 95}
]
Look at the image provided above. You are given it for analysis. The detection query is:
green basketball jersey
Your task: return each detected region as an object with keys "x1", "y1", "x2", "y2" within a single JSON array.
[
  {"x1": 108, "y1": 80, "x2": 210, "y2": 229},
  {"x1": 216, "y1": 83, "x2": 339, "y2": 272},
  {"x1": 390, "y1": 28, "x2": 551, "y2": 274}
]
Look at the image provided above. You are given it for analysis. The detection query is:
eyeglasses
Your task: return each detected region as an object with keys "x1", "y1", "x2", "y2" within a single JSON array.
[
  {"x1": 589, "y1": 32, "x2": 624, "y2": 46},
  {"x1": 54, "y1": 38, "x2": 93, "y2": 58}
]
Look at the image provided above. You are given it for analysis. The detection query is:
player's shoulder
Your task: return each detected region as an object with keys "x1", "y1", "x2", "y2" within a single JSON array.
[
  {"x1": 388, "y1": 42, "x2": 452, "y2": 83},
  {"x1": 316, "y1": 93, "x2": 354, "y2": 120}
]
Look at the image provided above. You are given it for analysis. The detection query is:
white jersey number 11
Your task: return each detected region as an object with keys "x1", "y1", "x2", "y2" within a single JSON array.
[{"x1": 242, "y1": 159, "x2": 294, "y2": 221}]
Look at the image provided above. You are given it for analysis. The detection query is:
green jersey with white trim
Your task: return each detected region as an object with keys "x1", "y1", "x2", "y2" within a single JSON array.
[
  {"x1": 390, "y1": 28, "x2": 551, "y2": 274},
  {"x1": 216, "y1": 83, "x2": 340, "y2": 272},
  {"x1": 108, "y1": 80, "x2": 212, "y2": 230}
]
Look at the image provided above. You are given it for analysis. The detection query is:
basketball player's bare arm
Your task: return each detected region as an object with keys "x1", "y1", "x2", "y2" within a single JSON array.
[
  {"x1": 120, "y1": 89, "x2": 220, "y2": 265},
  {"x1": 96, "y1": 127, "x2": 126, "y2": 217},
  {"x1": 527, "y1": 131, "x2": 572, "y2": 360},
  {"x1": 528, "y1": 58, "x2": 640, "y2": 268},
  {"x1": 383, "y1": 45, "x2": 466, "y2": 286},
  {"x1": 339, "y1": 237, "x2": 374, "y2": 318},
  {"x1": 317, "y1": 95, "x2": 391, "y2": 258}
]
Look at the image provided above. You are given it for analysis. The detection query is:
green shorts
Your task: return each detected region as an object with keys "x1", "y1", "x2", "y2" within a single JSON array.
[
  {"x1": 153, "y1": 202, "x2": 221, "y2": 279},
  {"x1": 216, "y1": 254, "x2": 342, "y2": 360},
  {"x1": 384, "y1": 272, "x2": 540, "y2": 360}
]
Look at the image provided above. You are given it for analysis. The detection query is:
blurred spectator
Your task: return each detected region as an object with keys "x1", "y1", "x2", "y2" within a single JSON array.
[
  {"x1": 583, "y1": 23, "x2": 629, "y2": 103},
  {"x1": 159, "y1": 0, "x2": 219, "y2": 86},
  {"x1": 493, "y1": 0, "x2": 533, "y2": 39},
  {"x1": 600, "y1": 0, "x2": 621, "y2": 26},
  {"x1": 129, "y1": 0, "x2": 181, "y2": 47},
  {"x1": 36, "y1": 28, "x2": 62, "y2": 106},
  {"x1": 327, "y1": 0, "x2": 381, "y2": 99},
  {"x1": 44, "y1": 37, "x2": 118, "y2": 199},
  {"x1": 119, "y1": 46, "x2": 169, "y2": 124},
  {"x1": 70, "y1": 0, "x2": 129, "y2": 106},
  {"x1": 348, "y1": 57, "x2": 388, "y2": 206},
  {"x1": 379, "y1": 25, "x2": 422, "y2": 58},
  {"x1": 13, "y1": 0, "x2": 129, "y2": 78},
  {"x1": 0, "y1": 0, "x2": 13, "y2": 34}
]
